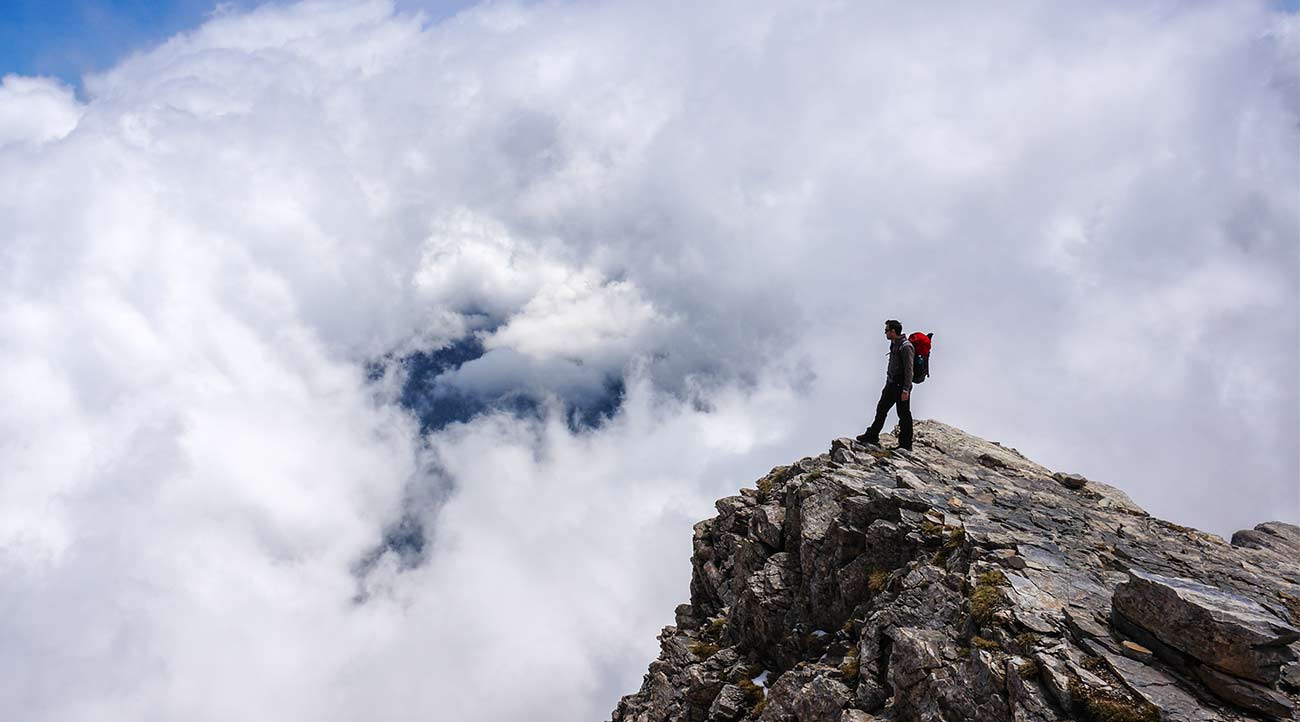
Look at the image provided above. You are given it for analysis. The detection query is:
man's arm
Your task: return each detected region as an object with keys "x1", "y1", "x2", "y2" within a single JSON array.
[{"x1": 901, "y1": 343, "x2": 914, "y2": 396}]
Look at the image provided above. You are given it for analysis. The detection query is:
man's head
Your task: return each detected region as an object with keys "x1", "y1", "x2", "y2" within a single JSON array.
[{"x1": 884, "y1": 319, "x2": 903, "y2": 340}]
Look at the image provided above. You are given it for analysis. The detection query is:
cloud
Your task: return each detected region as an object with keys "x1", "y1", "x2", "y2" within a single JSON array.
[
  {"x1": 0, "y1": 74, "x2": 82, "y2": 147},
  {"x1": 1, "y1": 1, "x2": 1296, "y2": 720}
]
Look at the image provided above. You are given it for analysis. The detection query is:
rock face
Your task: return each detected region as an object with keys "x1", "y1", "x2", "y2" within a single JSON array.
[
  {"x1": 609, "y1": 421, "x2": 1300, "y2": 722},
  {"x1": 1112, "y1": 569, "x2": 1299, "y2": 683}
]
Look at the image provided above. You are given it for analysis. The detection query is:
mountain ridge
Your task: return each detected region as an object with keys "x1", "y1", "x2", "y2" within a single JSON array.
[{"x1": 610, "y1": 420, "x2": 1300, "y2": 721}]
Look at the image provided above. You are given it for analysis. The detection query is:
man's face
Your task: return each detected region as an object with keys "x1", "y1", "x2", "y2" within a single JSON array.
[{"x1": 884, "y1": 326, "x2": 897, "y2": 340}]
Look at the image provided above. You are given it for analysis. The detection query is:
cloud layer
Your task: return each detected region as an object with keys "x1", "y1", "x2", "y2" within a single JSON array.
[{"x1": 1, "y1": 1, "x2": 1297, "y2": 719}]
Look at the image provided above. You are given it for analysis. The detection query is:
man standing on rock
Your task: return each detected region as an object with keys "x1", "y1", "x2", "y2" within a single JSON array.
[{"x1": 857, "y1": 319, "x2": 914, "y2": 451}]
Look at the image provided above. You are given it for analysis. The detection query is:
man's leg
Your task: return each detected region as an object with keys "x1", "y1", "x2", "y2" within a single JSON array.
[
  {"x1": 896, "y1": 394, "x2": 913, "y2": 450},
  {"x1": 859, "y1": 384, "x2": 898, "y2": 444}
]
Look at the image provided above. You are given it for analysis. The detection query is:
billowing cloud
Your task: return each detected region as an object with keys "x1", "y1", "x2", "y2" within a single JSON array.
[
  {"x1": 1, "y1": 1, "x2": 1296, "y2": 720},
  {"x1": 0, "y1": 75, "x2": 82, "y2": 147}
]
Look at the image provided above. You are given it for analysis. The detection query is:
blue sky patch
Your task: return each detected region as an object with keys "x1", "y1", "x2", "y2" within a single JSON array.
[{"x1": 0, "y1": 0, "x2": 481, "y2": 93}]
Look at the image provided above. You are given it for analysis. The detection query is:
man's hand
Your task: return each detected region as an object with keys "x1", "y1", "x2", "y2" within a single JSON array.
[{"x1": 901, "y1": 390, "x2": 910, "y2": 402}]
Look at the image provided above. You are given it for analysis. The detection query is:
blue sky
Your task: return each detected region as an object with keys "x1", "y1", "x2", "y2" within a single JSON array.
[
  {"x1": 0, "y1": 1, "x2": 256, "y2": 89},
  {"x1": 0, "y1": 0, "x2": 479, "y2": 93}
]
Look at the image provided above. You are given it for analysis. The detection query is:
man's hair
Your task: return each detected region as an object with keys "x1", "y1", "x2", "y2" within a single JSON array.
[{"x1": 885, "y1": 319, "x2": 903, "y2": 334}]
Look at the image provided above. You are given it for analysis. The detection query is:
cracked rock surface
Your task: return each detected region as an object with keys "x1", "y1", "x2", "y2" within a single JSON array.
[{"x1": 609, "y1": 421, "x2": 1300, "y2": 722}]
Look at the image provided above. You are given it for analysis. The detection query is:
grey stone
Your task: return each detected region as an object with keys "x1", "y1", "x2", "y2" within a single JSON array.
[
  {"x1": 683, "y1": 662, "x2": 725, "y2": 708},
  {"x1": 1090, "y1": 483, "x2": 1149, "y2": 516},
  {"x1": 1112, "y1": 567, "x2": 1300, "y2": 683},
  {"x1": 674, "y1": 603, "x2": 699, "y2": 630},
  {"x1": 887, "y1": 627, "x2": 952, "y2": 690},
  {"x1": 1195, "y1": 664, "x2": 1295, "y2": 718},
  {"x1": 1119, "y1": 640, "x2": 1154, "y2": 664},
  {"x1": 750, "y1": 504, "x2": 785, "y2": 550},
  {"x1": 1083, "y1": 639, "x2": 1226, "y2": 722},
  {"x1": 707, "y1": 684, "x2": 750, "y2": 720},
  {"x1": 1284, "y1": 661, "x2": 1300, "y2": 690},
  {"x1": 895, "y1": 469, "x2": 926, "y2": 490},
  {"x1": 991, "y1": 548, "x2": 1028, "y2": 569},
  {"x1": 728, "y1": 552, "x2": 799, "y2": 667},
  {"x1": 1006, "y1": 656, "x2": 1068, "y2": 722},
  {"x1": 1062, "y1": 605, "x2": 1110, "y2": 640},
  {"x1": 1051, "y1": 472, "x2": 1088, "y2": 490},
  {"x1": 1233, "y1": 522, "x2": 1300, "y2": 558},
  {"x1": 758, "y1": 666, "x2": 851, "y2": 722}
]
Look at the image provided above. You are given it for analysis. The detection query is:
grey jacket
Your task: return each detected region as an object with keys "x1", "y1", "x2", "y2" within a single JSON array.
[{"x1": 886, "y1": 337, "x2": 915, "y2": 392}]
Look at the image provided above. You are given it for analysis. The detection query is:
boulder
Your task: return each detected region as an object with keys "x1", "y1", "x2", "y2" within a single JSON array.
[
  {"x1": 708, "y1": 684, "x2": 751, "y2": 720},
  {"x1": 758, "y1": 666, "x2": 851, "y2": 722},
  {"x1": 1111, "y1": 568, "x2": 1300, "y2": 683},
  {"x1": 1051, "y1": 472, "x2": 1088, "y2": 490},
  {"x1": 750, "y1": 504, "x2": 785, "y2": 550},
  {"x1": 1232, "y1": 522, "x2": 1300, "y2": 558}
]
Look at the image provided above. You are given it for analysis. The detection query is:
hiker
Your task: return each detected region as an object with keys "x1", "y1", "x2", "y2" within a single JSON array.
[{"x1": 857, "y1": 319, "x2": 914, "y2": 451}]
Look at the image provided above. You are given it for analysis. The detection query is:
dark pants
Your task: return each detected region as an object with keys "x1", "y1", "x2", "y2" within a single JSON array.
[{"x1": 865, "y1": 383, "x2": 912, "y2": 449}]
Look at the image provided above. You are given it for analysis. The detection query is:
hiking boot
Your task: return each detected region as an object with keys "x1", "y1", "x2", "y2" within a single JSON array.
[{"x1": 855, "y1": 433, "x2": 879, "y2": 446}]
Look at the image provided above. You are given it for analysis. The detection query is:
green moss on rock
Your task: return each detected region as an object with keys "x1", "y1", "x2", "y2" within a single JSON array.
[
  {"x1": 688, "y1": 641, "x2": 721, "y2": 659},
  {"x1": 1069, "y1": 680, "x2": 1160, "y2": 722},
  {"x1": 969, "y1": 571, "x2": 1008, "y2": 625},
  {"x1": 971, "y1": 636, "x2": 1001, "y2": 651}
]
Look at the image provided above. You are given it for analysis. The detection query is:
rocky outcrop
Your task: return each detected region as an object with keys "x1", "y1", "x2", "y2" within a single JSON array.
[
  {"x1": 1233, "y1": 523, "x2": 1300, "y2": 562},
  {"x1": 1112, "y1": 569, "x2": 1299, "y2": 682},
  {"x1": 610, "y1": 421, "x2": 1300, "y2": 722}
]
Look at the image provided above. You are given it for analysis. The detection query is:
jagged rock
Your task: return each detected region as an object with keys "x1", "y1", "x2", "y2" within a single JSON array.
[
  {"x1": 886, "y1": 627, "x2": 1009, "y2": 721},
  {"x1": 708, "y1": 684, "x2": 750, "y2": 720},
  {"x1": 758, "y1": 666, "x2": 851, "y2": 722},
  {"x1": 1031, "y1": 647, "x2": 1070, "y2": 700},
  {"x1": 1006, "y1": 655, "x2": 1068, "y2": 722},
  {"x1": 787, "y1": 476, "x2": 851, "y2": 628},
  {"x1": 728, "y1": 552, "x2": 799, "y2": 667},
  {"x1": 1063, "y1": 605, "x2": 1110, "y2": 640},
  {"x1": 1091, "y1": 484, "x2": 1148, "y2": 516},
  {"x1": 750, "y1": 504, "x2": 785, "y2": 550},
  {"x1": 683, "y1": 663, "x2": 725, "y2": 709},
  {"x1": 1051, "y1": 472, "x2": 1088, "y2": 490},
  {"x1": 1284, "y1": 661, "x2": 1300, "y2": 690},
  {"x1": 1195, "y1": 664, "x2": 1296, "y2": 718},
  {"x1": 612, "y1": 667, "x2": 680, "y2": 722},
  {"x1": 1082, "y1": 639, "x2": 1225, "y2": 722},
  {"x1": 1112, "y1": 568, "x2": 1300, "y2": 683},
  {"x1": 717, "y1": 494, "x2": 757, "y2": 526},
  {"x1": 991, "y1": 548, "x2": 1028, "y2": 570},
  {"x1": 610, "y1": 421, "x2": 1300, "y2": 722},
  {"x1": 888, "y1": 627, "x2": 954, "y2": 691},
  {"x1": 1233, "y1": 522, "x2": 1300, "y2": 558}
]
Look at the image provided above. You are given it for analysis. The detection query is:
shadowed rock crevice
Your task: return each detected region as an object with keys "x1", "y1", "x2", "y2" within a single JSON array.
[{"x1": 611, "y1": 420, "x2": 1300, "y2": 722}]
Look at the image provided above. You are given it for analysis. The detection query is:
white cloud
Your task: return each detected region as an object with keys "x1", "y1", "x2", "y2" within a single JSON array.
[
  {"x1": 0, "y1": 75, "x2": 82, "y2": 147},
  {"x1": 486, "y1": 272, "x2": 667, "y2": 360},
  {"x1": 1, "y1": 0, "x2": 1297, "y2": 720}
]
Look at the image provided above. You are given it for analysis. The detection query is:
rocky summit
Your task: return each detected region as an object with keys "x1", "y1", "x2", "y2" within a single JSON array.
[{"x1": 609, "y1": 420, "x2": 1300, "y2": 722}]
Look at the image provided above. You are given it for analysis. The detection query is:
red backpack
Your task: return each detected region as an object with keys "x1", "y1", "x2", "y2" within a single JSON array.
[{"x1": 908, "y1": 332, "x2": 933, "y2": 383}]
